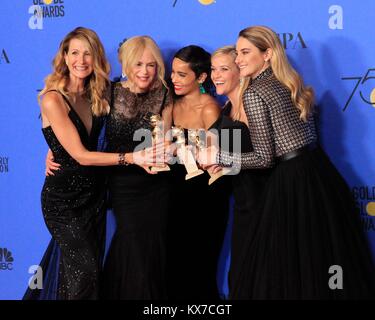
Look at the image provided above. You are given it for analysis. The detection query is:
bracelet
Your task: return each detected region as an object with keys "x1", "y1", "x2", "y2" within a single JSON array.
[{"x1": 118, "y1": 152, "x2": 129, "y2": 166}]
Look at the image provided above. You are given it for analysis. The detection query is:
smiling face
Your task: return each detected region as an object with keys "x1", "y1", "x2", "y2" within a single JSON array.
[
  {"x1": 171, "y1": 58, "x2": 202, "y2": 96},
  {"x1": 235, "y1": 36, "x2": 270, "y2": 79},
  {"x1": 64, "y1": 38, "x2": 93, "y2": 83},
  {"x1": 211, "y1": 53, "x2": 240, "y2": 96},
  {"x1": 127, "y1": 47, "x2": 157, "y2": 93}
]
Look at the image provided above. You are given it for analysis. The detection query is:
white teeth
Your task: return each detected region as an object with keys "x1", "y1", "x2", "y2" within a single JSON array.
[{"x1": 215, "y1": 82, "x2": 224, "y2": 85}]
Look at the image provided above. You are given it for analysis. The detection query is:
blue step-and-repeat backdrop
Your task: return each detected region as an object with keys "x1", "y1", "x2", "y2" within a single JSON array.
[{"x1": 0, "y1": 0, "x2": 374, "y2": 300}]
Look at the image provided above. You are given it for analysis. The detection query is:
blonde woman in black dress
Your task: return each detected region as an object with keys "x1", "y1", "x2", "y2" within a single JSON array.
[
  {"x1": 100, "y1": 36, "x2": 173, "y2": 300},
  {"x1": 25, "y1": 27, "x2": 159, "y2": 300},
  {"x1": 210, "y1": 45, "x2": 272, "y2": 298}
]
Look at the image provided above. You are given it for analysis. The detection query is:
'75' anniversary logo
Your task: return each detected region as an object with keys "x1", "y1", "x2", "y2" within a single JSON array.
[{"x1": 342, "y1": 69, "x2": 375, "y2": 111}]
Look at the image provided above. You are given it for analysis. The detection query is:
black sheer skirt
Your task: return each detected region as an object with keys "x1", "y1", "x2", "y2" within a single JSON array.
[
  {"x1": 230, "y1": 147, "x2": 375, "y2": 299},
  {"x1": 100, "y1": 167, "x2": 169, "y2": 300}
]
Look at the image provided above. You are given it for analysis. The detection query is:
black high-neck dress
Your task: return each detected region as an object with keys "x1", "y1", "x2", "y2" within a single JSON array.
[{"x1": 100, "y1": 83, "x2": 170, "y2": 299}]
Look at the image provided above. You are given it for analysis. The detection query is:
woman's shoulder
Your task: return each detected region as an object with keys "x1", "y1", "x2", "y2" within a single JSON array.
[
  {"x1": 201, "y1": 94, "x2": 220, "y2": 109},
  {"x1": 248, "y1": 72, "x2": 287, "y2": 95},
  {"x1": 200, "y1": 96, "x2": 221, "y2": 129},
  {"x1": 40, "y1": 90, "x2": 70, "y2": 120},
  {"x1": 111, "y1": 81, "x2": 124, "y2": 92},
  {"x1": 41, "y1": 90, "x2": 66, "y2": 108}
]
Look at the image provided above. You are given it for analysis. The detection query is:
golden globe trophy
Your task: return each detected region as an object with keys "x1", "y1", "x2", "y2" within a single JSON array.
[
  {"x1": 171, "y1": 126, "x2": 204, "y2": 180},
  {"x1": 149, "y1": 114, "x2": 170, "y2": 172},
  {"x1": 188, "y1": 129, "x2": 231, "y2": 185}
]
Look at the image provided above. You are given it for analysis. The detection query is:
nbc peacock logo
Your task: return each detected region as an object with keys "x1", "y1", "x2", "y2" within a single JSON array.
[{"x1": 0, "y1": 248, "x2": 14, "y2": 271}]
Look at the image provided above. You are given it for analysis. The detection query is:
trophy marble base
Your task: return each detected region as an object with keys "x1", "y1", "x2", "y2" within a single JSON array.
[
  {"x1": 150, "y1": 165, "x2": 171, "y2": 172},
  {"x1": 208, "y1": 168, "x2": 232, "y2": 185},
  {"x1": 185, "y1": 169, "x2": 204, "y2": 180}
]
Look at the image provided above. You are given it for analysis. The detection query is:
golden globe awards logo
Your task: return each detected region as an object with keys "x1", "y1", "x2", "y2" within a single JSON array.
[
  {"x1": 173, "y1": 0, "x2": 215, "y2": 7},
  {"x1": 198, "y1": 0, "x2": 215, "y2": 4},
  {"x1": 352, "y1": 186, "x2": 375, "y2": 232},
  {"x1": 28, "y1": 0, "x2": 65, "y2": 30}
]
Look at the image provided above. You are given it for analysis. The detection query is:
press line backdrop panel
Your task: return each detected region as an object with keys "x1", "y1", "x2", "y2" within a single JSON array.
[{"x1": 0, "y1": 0, "x2": 374, "y2": 299}]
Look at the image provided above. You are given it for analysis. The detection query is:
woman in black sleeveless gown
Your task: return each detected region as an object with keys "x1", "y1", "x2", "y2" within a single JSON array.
[
  {"x1": 24, "y1": 28, "x2": 159, "y2": 300},
  {"x1": 166, "y1": 45, "x2": 231, "y2": 300}
]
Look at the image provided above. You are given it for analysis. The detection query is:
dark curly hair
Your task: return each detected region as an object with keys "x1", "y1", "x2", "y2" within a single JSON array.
[{"x1": 172, "y1": 45, "x2": 214, "y2": 98}]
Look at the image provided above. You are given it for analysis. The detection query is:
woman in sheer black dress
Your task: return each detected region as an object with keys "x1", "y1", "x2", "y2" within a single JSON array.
[{"x1": 100, "y1": 36, "x2": 172, "y2": 300}]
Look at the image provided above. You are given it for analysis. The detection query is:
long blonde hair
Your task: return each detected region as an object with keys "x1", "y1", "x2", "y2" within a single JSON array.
[
  {"x1": 39, "y1": 27, "x2": 110, "y2": 116},
  {"x1": 238, "y1": 26, "x2": 314, "y2": 121},
  {"x1": 212, "y1": 45, "x2": 243, "y2": 121},
  {"x1": 118, "y1": 35, "x2": 168, "y2": 90}
]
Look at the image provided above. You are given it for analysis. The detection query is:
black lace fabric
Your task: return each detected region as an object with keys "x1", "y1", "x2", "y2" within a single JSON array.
[{"x1": 105, "y1": 82, "x2": 170, "y2": 153}]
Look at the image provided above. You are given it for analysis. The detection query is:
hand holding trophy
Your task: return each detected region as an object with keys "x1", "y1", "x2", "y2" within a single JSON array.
[
  {"x1": 189, "y1": 129, "x2": 231, "y2": 185},
  {"x1": 149, "y1": 114, "x2": 170, "y2": 172},
  {"x1": 171, "y1": 126, "x2": 204, "y2": 180}
]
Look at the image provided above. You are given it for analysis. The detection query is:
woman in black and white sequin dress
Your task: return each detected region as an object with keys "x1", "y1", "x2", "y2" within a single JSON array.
[{"x1": 199, "y1": 26, "x2": 375, "y2": 299}]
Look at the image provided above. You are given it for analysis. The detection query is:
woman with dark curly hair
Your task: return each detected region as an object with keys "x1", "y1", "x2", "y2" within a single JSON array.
[{"x1": 166, "y1": 45, "x2": 231, "y2": 300}]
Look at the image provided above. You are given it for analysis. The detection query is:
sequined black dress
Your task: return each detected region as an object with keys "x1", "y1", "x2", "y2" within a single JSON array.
[
  {"x1": 24, "y1": 92, "x2": 106, "y2": 300},
  {"x1": 100, "y1": 83, "x2": 170, "y2": 300}
]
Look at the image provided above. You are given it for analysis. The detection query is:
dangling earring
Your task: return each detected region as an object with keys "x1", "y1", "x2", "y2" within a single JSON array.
[
  {"x1": 199, "y1": 82, "x2": 206, "y2": 94},
  {"x1": 121, "y1": 72, "x2": 127, "y2": 81}
]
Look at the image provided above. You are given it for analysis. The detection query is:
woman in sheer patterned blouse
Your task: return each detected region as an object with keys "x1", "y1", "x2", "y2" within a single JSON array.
[{"x1": 198, "y1": 25, "x2": 375, "y2": 299}]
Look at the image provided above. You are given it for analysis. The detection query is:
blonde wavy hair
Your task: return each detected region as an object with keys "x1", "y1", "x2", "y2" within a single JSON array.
[
  {"x1": 118, "y1": 35, "x2": 168, "y2": 90},
  {"x1": 212, "y1": 45, "x2": 244, "y2": 120},
  {"x1": 238, "y1": 26, "x2": 314, "y2": 121},
  {"x1": 39, "y1": 27, "x2": 110, "y2": 116}
]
